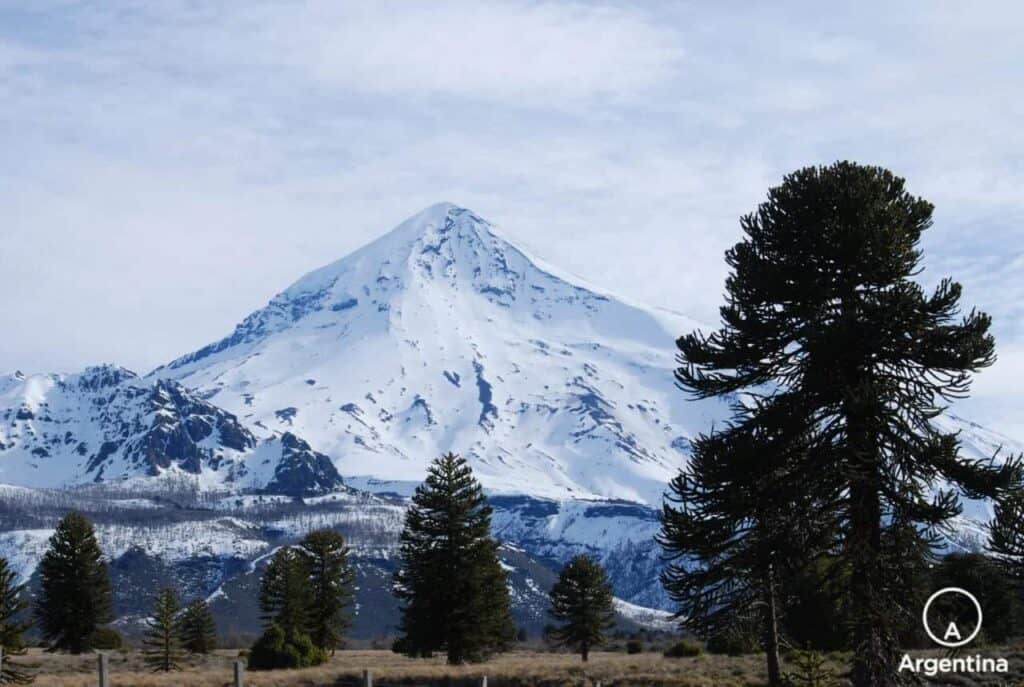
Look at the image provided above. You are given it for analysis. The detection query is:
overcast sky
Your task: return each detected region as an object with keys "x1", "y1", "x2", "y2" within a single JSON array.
[{"x1": 1, "y1": 2, "x2": 1022, "y2": 437}]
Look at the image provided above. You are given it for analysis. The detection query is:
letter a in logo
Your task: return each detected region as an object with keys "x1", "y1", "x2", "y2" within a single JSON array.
[
  {"x1": 922, "y1": 588, "x2": 983, "y2": 648},
  {"x1": 944, "y1": 622, "x2": 962, "y2": 642}
]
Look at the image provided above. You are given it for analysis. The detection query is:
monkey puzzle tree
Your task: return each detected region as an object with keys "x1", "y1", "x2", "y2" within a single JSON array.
[
  {"x1": 259, "y1": 547, "x2": 313, "y2": 636},
  {"x1": 548, "y1": 554, "x2": 615, "y2": 662},
  {"x1": 675, "y1": 161, "x2": 1022, "y2": 686},
  {"x1": 298, "y1": 529, "x2": 355, "y2": 653},
  {"x1": 394, "y1": 452, "x2": 514, "y2": 664},
  {"x1": 142, "y1": 588, "x2": 183, "y2": 673},
  {"x1": 178, "y1": 598, "x2": 217, "y2": 654},
  {"x1": 250, "y1": 547, "x2": 325, "y2": 670},
  {"x1": 34, "y1": 512, "x2": 113, "y2": 654}
]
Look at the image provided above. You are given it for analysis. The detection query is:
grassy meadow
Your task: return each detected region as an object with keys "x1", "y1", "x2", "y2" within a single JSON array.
[
  {"x1": 9, "y1": 646, "x2": 1024, "y2": 686},
  {"x1": 6, "y1": 648, "x2": 781, "y2": 687}
]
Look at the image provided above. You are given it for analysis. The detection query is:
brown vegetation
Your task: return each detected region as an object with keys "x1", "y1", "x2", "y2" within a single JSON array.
[
  {"x1": 11, "y1": 648, "x2": 776, "y2": 687},
  {"x1": 12, "y1": 646, "x2": 1024, "y2": 686}
]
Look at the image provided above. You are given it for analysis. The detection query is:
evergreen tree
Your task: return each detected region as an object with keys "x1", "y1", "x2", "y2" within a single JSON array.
[
  {"x1": 0, "y1": 556, "x2": 32, "y2": 685},
  {"x1": 547, "y1": 554, "x2": 615, "y2": 662},
  {"x1": 259, "y1": 547, "x2": 313, "y2": 636},
  {"x1": 142, "y1": 588, "x2": 183, "y2": 673},
  {"x1": 250, "y1": 547, "x2": 325, "y2": 670},
  {"x1": 394, "y1": 452, "x2": 514, "y2": 664},
  {"x1": 178, "y1": 598, "x2": 217, "y2": 654},
  {"x1": 786, "y1": 647, "x2": 839, "y2": 687},
  {"x1": 248, "y1": 623, "x2": 324, "y2": 671},
  {"x1": 34, "y1": 512, "x2": 113, "y2": 653},
  {"x1": 675, "y1": 161, "x2": 1023, "y2": 686},
  {"x1": 298, "y1": 529, "x2": 355, "y2": 653},
  {"x1": 659, "y1": 400, "x2": 837, "y2": 687}
]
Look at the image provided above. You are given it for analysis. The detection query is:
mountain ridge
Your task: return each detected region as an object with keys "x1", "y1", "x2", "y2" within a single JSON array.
[{"x1": 0, "y1": 364, "x2": 344, "y2": 495}]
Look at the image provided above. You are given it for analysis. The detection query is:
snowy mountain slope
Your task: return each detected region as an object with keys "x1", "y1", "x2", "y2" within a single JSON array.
[
  {"x1": 0, "y1": 365, "x2": 344, "y2": 495},
  {"x1": 153, "y1": 203, "x2": 728, "y2": 506},
  {"x1": 933, "y1": 413, "x2": 1024, "y2": 540},
  {"x1": 490, "y1": 495, "x2": 669, "y2": 608}
]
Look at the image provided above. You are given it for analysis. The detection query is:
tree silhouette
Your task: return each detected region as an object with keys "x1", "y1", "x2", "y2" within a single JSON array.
[{"x1": 675, "y1": 162, "x2": 1022, "y2": 686}]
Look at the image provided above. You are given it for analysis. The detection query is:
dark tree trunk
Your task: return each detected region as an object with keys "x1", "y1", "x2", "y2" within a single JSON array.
[
  {"x1": 582, "y1": 643, "x2": 590, "y2": 662},
  {"x1": 763, "y1": 564, "x2": 783, "y2": 687},
  {"x1": 847, "y1": 409, "x2": 897, "y2": 687}
]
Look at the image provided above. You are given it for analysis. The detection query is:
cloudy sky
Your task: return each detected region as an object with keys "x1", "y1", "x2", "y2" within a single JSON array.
[{"x1": 2, "y1": 2, "x2": 1022, "y2": 436}]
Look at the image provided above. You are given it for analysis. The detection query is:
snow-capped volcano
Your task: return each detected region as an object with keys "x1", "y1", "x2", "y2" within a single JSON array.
[
  {"x1": 2, "y1": 203, "x2": 1022, "y2": 627},
  {"x1": 153, "y1": 203, "x2": 725, "y2": 504}
]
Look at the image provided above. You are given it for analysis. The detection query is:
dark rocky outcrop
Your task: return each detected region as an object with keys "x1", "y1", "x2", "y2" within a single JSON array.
[{"x1": 263, "y1": 432, "x2": 344, "y2": 496}]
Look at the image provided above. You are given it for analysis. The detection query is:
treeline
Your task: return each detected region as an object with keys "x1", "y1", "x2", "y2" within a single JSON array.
[
  {"x1": 657, "y1": 161, "x2": 1024, "y2": 687},
  {"x1": 0, "y1": 483, "x2": 391, "y2": 532},
  {"x1": 0, "y1": 452, "x2": 620, "y2": 680}
]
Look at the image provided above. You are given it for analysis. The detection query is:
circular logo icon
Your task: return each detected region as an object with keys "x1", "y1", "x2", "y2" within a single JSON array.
[{"x1": 922, "y1": 587, "x2": 983, "y2": 648}]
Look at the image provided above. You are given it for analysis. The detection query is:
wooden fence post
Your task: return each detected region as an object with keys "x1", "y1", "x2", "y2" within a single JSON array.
[
  {"x1": 363, "y1": 668, "x2": 373, "y2": 687},
  {"x1": 97, "y1": 652, "x2": 110, "y2": 687},
  {"x1": 234, "y1": 660, "x2": 244, "y2": 687}
]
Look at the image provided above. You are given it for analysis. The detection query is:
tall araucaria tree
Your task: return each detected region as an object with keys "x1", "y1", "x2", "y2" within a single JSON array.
[
  {"x1": 548, "y1": 554, "x2": 615, "y2": 662},
  {"x1": 394, "y1": 452, "x2": 514, "y2": 664},
  {"x1": 674, "y1": 161, "x2": 1022, "y2": 687},
  {"x1": 142, "y1": 588, "x2": 183, "y2": 673},
  {"x1": 249, "y1": 547, "x2": 326, "y2": 670},
  {"x1": 178, "y1": 598, "x2": 217, "y2": 654},
  {"x1": 34, "y1": 512, "x2": 113, "y2": 654},
  {"x1": 298, "y1": 529, "x2": 355, "y2": 653},
  {"x1": 258, "y1": 547, "x2": 313, "y2": 637}
]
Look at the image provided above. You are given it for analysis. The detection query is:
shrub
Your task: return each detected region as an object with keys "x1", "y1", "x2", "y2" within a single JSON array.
[
  {"x1": 88, "y1": 627, "x2": 124, "y2": 651},
  {"x1": 663, "y1": 639, "x2": 702, "y2": 658},
  {"x1": 248, "y1": 624, "x2": 327, "y2": 671},
  {"x1": 626, "y1": 639, "x2": 644, "y2": 654},
  {"x1": 706, "y1": 626, "x2": 760, "y2": 656},
  {"x1": 785, "y1": 647, "x2": 838, "y2": 687}
]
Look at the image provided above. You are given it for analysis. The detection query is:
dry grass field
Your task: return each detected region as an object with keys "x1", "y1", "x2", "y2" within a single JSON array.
[
  {"x1": 9, "y1": 646, "x2": 1024, "y2": 686},
  {"x1": 7, "y1": 648, "x2": 781, "y2": 687}
]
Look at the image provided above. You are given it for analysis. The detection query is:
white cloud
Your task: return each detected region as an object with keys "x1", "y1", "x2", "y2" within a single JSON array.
[
  {"x1": 962, "y1": 345, "x2": 1024, "y2": 442},
  {"x1": 274, "y1": 2, "x2": 683, "y2": 105},
  {"x1": 0, "y1": 1, "x2": 1022, "y2": 435},
  {"x1": 7, "y1": 1, "x2": 682, "y2": 108}
]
